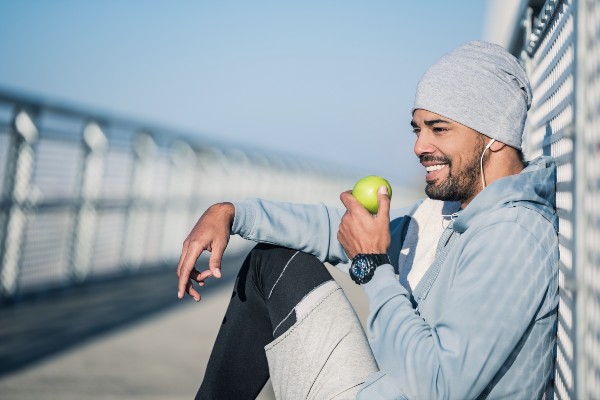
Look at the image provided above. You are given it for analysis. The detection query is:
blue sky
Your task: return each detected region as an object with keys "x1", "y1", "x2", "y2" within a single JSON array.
[{"x1": 0, "y1": 0, "x2": 487, "y2": 188}]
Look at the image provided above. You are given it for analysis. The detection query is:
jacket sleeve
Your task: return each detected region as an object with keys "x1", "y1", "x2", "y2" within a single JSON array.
[
  {"x1": 231, "y1": 198, "x2": 349, "y2": 265},
  {"x1": 362, "y1": 217, "x2": 557, "y2": 399}
]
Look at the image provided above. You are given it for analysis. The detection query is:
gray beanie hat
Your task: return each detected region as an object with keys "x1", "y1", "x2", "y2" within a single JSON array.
[{"x1": 413, "y1": 41, "x2": 532, "y2": 150}]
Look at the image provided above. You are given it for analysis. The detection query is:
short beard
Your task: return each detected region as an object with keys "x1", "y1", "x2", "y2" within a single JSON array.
[{"x1": 423, "y1": 138, "x2": 488, "y2": 203}]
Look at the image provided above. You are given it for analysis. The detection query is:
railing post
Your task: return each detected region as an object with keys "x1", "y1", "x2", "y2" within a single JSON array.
[
  {"x1": 0, "y1": 109, "x2": 38, "y2": 298},
  {"x1": 121, "y1": 132, "x2": 155, "y2": 271},
  {"x1": 68, "y1": 122, "x2": 107, "y2": 283}
]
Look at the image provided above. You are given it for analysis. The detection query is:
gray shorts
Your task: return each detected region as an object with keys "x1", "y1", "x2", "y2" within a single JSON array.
[{"x1": 265, "y1": 281, "x2": 379, "y2": 399}]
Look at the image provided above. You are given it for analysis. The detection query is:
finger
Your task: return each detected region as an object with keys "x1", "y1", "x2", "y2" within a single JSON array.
[
  {"x1": 191, "y1": 268, "x2": 213, "y2": 282},
  {"x1": 208, "y1": 242, "x2": 225, "y2": 278},
  {"x1": 376, "y1": 185, "x2": 391, "y2": 219},
  {"x1": 337, "y1": 227, "x2": 356, "y2": 260},
  {"x1": 178, "y1": 243, "x2": 205, "y2": 298},
  {"x1": 177, "y1": 240, "x2": 199, "y2": 278},
  {"x1": 337, "y1": 227, "x2": 346, "y2": 248},
  {"x1": 186, "y1": 280, "x2": 201, "y2": 302},
  {"x1": 199, "y1": 270, "x2": 213, "y2": 284},
  {"x1": 178, "y1": 271, "x2": 190, "y2": 299},
  {"x1": 342, "y1": 191, "x2": 372, "y2": 216},
  {"x1": 177, "y1": 240, "x2": 190, "y2": 276},
  {"x1": 189, "y1": 268, "x2": 202, "y2": 282},
  {"x1": 340, "y1": 190, "x2": 357, "y2": 209}
]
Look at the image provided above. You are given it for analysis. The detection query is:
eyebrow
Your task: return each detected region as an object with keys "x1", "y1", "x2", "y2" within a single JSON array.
[{"x1": 410, "y1": 118, "x2": 451, "y2": 128}]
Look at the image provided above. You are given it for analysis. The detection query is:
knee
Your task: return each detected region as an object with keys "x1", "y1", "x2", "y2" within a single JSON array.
[
  {"x1": 244, "y1": 244, "x2": 302, "y2": 281},
  {"x1": 249, "y1": 243, "x2": 301, "y2": 263},
  {"x1": 247, "y1": 244, "x2": 324, "y2": 274},
  {"x1": 238, "y1": 243, "x2": 300, "y2": 279}
]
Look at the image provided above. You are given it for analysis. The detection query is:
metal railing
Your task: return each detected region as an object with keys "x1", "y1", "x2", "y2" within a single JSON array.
[{"x1": 0, "y1": 90, "x2": 362, "y2": 300}]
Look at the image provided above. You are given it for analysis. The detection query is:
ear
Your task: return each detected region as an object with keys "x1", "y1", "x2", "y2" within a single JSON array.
[{"x1": 489, "y1": 140, "x2": 507, "y2": 152}]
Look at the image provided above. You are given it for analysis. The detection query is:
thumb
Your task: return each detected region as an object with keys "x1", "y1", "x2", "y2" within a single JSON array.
[{"x1": 377, "y1": 185, "x2": 391, "y2": 218}]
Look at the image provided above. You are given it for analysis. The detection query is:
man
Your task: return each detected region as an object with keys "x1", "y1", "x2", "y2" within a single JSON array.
[{"x1": 177, "y1": 41, "x2": 559, "y2": 399}]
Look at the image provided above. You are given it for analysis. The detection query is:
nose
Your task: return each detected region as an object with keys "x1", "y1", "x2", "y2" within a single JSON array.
[{"x1": 414, "y1": 131, "x2": 436, "y2": 158}]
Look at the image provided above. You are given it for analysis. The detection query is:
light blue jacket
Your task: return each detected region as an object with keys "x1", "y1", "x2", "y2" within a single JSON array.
[{"x1": 232, "y1": 156, "x2": 559, "y2": 399}]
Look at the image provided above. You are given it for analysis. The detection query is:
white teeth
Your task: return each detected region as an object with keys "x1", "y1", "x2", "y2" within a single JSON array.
[{"x1": 425, "y1": 164, "x2": 447, "y2": 172}]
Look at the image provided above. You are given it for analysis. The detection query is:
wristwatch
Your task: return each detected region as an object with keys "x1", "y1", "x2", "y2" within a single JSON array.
[{"x1": 349, "y1": 254, "x2": 391, "y2": 285}]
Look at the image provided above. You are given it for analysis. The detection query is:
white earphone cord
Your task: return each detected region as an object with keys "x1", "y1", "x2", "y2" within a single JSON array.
[{"x1": 480, "y1": 139, "x2": 495, "y2": 189}]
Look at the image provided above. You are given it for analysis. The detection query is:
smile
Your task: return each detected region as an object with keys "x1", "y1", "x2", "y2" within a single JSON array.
[{"x1": 425, "y1": 164, "x2": 448, "y2": 172}]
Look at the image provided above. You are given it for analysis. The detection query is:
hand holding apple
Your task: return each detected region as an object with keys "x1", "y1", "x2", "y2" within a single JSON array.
[
  {"x1": 352, "y1": 176, "x2": 392, "y2": 214},
  {"x1": 338, "y1": 177, "x2": 392, "y2": 258}
]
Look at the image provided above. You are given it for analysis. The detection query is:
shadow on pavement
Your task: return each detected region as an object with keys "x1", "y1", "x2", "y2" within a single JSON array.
[{"x1": 0, "y1": 251, "x2": 248, "y2": 378}]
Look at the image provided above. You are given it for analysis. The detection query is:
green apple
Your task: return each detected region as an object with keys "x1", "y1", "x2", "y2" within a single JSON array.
[{"x1": 352, "y1": 176, "x2": 392, "y2": 214}]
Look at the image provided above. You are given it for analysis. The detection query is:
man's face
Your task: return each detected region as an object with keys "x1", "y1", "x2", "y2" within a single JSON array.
[{"x1": 411, "y1": 109, "x2": 488, "y2": 206}]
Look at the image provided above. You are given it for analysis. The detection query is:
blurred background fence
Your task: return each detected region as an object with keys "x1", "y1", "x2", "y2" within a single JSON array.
[
  {"x1": 0, "y1": 91, "x2": 371, "y2": 300},
  {"x1": 488, "y1": 0, "x2": 599, "y2": 398}
]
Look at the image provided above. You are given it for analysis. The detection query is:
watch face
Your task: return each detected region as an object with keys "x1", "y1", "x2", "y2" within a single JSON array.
[
  {"x1": 352, "y1": 256, "x2": 371, "y2": 281},
  {"x1": 351, "y1": 255, "x2": 378, "y2": 284},
  {"x1": 350, "y1": 254, "x2": 389, "y2": 284}
]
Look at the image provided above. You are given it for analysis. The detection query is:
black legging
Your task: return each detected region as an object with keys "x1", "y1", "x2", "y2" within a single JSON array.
[{"x1": 196, "y1": 243, "x2": 334, "y2": 400}]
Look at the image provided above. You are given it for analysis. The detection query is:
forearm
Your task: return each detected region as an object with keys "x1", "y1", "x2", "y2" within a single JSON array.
[{"x1": 231, "y1": 198, "x2": 349, "y2": 264}]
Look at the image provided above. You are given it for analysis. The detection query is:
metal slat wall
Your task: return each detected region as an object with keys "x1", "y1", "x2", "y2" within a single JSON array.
[
  {"x1": 523, "y1": 2, "x2": 577, "y2": 398},
  {"x1": 0, "y1": 94, "x2": 371, "y2": 300},
  {"x1": 518, "y1": 0, "x2": 600, "y2": 398},
  {"x1": 576, "y1": 0, "x2": 600, "y2": 396}
]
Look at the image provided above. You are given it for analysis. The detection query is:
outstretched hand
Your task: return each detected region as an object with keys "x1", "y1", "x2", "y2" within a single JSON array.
[
  {"x1": 338, "y1": 185, "x2": 391, "y2": 260},
  {"x1": 176, "y1": 202, "x2": 235, "y2": 301}
]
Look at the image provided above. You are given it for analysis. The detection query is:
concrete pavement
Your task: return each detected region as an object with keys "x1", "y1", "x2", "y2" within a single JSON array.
[{"x1": 0, "y1": 276, "x2": 274, "y2": 400}]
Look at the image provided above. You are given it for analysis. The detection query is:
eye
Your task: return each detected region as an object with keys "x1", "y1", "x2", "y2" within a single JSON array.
[
  {"x1": 432, "y1": 127, "x2": 449, "y2": 134},
  {"x1": 412, "y1": 128, "x2": 420, "y2": 137}
]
